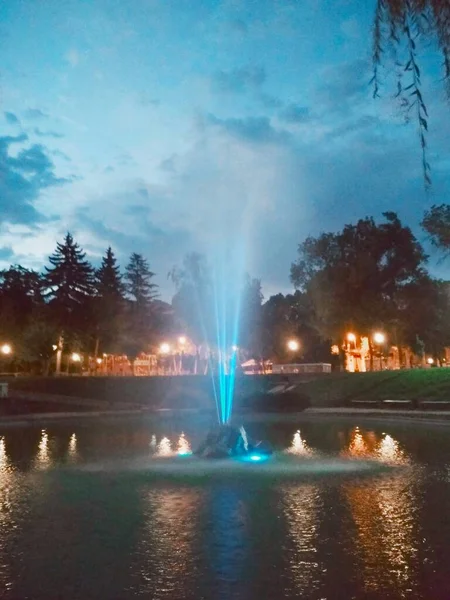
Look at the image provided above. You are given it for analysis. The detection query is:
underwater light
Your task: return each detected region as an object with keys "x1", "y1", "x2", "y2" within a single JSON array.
[
  {"x1": 250, "y1": 455, "x2": 262, "y2": 461},
  {"x1": 237, "y1": 452, "x2": 270, "y2": 463}
]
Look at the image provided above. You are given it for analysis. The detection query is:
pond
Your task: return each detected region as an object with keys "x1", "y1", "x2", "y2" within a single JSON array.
[{"x1": 1, "y1": 414, "x2": 450, "y2": 599}]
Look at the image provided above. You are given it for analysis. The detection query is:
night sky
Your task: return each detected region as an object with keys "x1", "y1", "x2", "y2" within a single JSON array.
[{"x1": 1, "y1": 0, "x2": 449, "y2": 299}]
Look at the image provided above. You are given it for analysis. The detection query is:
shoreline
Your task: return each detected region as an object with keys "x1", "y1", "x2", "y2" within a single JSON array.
[{"x1": 1, "y1": 405, "x2": 450, "y2": 428}]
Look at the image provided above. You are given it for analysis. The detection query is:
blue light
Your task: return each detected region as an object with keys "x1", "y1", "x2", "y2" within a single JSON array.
[
  {"x1": 238, "y1": 453, "x2": 270, "y2": 463},
  {"x1": 178, "y1": 451, "x2": 192, "y2": 457}
]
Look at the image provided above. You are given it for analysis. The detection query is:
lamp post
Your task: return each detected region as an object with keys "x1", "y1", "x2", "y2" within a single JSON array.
[{"x1": 373, "y1": 332, "x2": 386, "y2": 371}]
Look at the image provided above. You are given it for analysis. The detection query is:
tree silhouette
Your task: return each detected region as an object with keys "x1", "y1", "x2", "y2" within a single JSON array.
[
  {"x1": 44, "y1": 232, "x2": 95, "y2": 347},
  {"x1": 93, "y1": 247, "x2": 125, "y2": 354}
]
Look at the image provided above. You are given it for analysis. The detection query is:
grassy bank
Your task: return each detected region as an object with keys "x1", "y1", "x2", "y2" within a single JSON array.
[{"x1": 300, "y1": 369, "x2": 450, "y2": 407}]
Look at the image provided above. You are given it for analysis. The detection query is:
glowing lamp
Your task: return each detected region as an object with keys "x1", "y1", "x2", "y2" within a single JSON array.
[
  {"x1": 232, "y1": 345, "x2": 238, "y2": 352},
  {"x1": 373, "y1": 332, "x2": 385, "y2": 345},
  {"x1": 160, "y1": 343, "x2": 171, "y2": 354},
  {"x1": 71, "y1": 352, "x2": 81, "y2": 362},
  {"x1": 96, "y1": 358, "x2": 102, "y2": 365},
  {"x1": 250, "y1": 454, "x2": 262, "y2": 461},
  {"x1": 287, "y1": 339, "x2": 299, "y2": 352},
  {"x1": 427, "y1": 357, "x2": 434, "y2": 365},
  {"x1": 0, "y1": 344, "x2": 12, "y2": 355},
  {"x1": 178, "y1": 336, "x2": 186, "y2": 345},
  {"x1": 347, "y1": 333, "x2": 356, "y2": 343}
]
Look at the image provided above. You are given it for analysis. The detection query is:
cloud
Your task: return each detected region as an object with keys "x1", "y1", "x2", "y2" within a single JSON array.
[
  {"x1": 259, "y1": 93, "x2": 284, "y2": 109},
  {"x1": 52, "y1": 149, "x2": 71, "y2": 161},
  {"x1": 279, "y1": 103, "x2": 310, "y2": 124},
  {"x1": 315, "y1": 58, "x2": 371, "y2": 116},
  {"x1": 203, "y1": 114, "x2": 291, "y2": 144},
  {"x1": 24, "y1": 108, "x2": 49, "y2": 120},
  {"x1": 0, "y1": 135, "x2": 71, "y2": 227},
  {"x1": 65, "y1": 49, "x2": 80, "y2": 67},
  {"x1": 33, "y1": 128, "x2": 64, "y2": 139},
  {"x1": 0, "y1": 246, "x2": 14, "y2": 262},
  {"x1": 4, "y1": 112, "x2": 20, "y2": 125},
  {"x1": 159, "y1": 155, "x2": 177, "y2": 173},
  {"x1": 211, "y1": 65, "x2": 266, "y2": 94}
]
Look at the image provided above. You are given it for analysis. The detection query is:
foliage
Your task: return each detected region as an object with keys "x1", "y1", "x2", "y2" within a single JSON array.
[
  {"x1": 125, "y1": 253, "x2": 158, "y2": 304},
  {"x1": 169, "y1": 252, "x2": 214, "y2": 346},
  {"x1": 290, "y1": 212, "x2": 430, "y2": 346},
  {"x1": 422, "y1": 203, "x2": 450, "y2": 255},
  {"x1": 44, "y1": 232, "x2": 95, "y2": 339},
  {"x1": 123, "y1": 253, "x2": 159, "y2": 358},
  {"x1": 372, "y1": 0, "x2": 450, "y2": 185},
  {"x1": 93, "y1": 247, "x2": 125, "y2": 354}
]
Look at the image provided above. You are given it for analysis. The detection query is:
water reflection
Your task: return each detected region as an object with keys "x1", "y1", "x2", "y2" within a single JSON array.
[
  {"x1": 286, "y1": 430, "x2": 314, "y2": 457},
  {"x1": 344, "y1": 469, "x2": 418, "y2": 594},
  {"x1": 376, "y1": 434, "x2": 408, "y2": 465},
  {"x1": 130, "y1": 488, "x2": 201, "y2": 598},
  {"x1": 177, "y1": 432, "x2": 191, "y2": 455},
  {"x1": 67, "y1": 434, "x2": 78, "y2": 461},
  {"x1": 282, "y1": 483, "x2": 322, "y2": 596},
  {"x1": 343, "y1": 427, "x2": 409, "y2": 466},
  {"x1": 34, "y1": 430, "x2": 50, "y2": 470}
]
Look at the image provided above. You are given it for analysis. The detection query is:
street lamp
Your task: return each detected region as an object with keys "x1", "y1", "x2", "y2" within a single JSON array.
[
  {"x1": 347, "y1": 333, "x2": 356, "y2": 343},
  {"x1": 71, "y1": 352, "x2": 81, "y2": 362},
  {"x1": 373, "y1": 332, "x2": 386, "y2": 371},
  {"x1": 160, "y1": 343, "x2": 170, "y2": 355},
  {"x1": 373, "y1": 332, "x2": 385, "y2": 345},
  {"x1": 178, "y1": 336, "x2": 186, "y2": 345},
  {"x1": 287, "y1": 339, "x2": 299, "y2": 352},
  {"x1": 427, "y1": 357, "x2": 434, "y2": 365},
  {"x1": 0, "y1": 344, "x2": 12, "y2": 356}
]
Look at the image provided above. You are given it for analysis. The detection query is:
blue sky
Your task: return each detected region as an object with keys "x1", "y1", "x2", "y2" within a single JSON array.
[{"x1": 1, "y1": 0, "x2": 449, "y2": 299}]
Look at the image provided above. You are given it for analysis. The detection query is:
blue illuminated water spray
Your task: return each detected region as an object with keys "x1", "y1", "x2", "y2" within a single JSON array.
[{"x1": 210, "y1": 244, "x2": 245, "y2": 425}]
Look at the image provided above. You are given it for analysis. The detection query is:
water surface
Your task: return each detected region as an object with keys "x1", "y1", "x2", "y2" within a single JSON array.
[{"x1": 1, "y1": 415, "x2": 449, "y2": 599}]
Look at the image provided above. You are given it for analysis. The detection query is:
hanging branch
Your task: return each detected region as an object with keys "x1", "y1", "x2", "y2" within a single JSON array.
[
  {"x1": 403, "y1": 5, "x2": 431, "y2": 186},
  {"x1": 372, "y1": 0, "x2": 450, "y2": 187}
]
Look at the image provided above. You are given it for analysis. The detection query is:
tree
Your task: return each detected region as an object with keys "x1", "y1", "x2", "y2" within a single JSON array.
[
  {"x1": 170, "y1": 252, "x2": 214, "y2": 347},
  {"x1": 123, "y1": 253, "x2": 159, "y2": 358},
  {"x1": 0, "y1": 266, "x2": 44, "y2": 337},
  {"x1": 44, "y1": 233, "x2": 95, "y2": 355},
  {"x1": 290, "y1": 212, "x2": 428, "y2": 347},
  {"x1": 372, "y1": 1, "x2": 450, "y2": 184},
  {"x1": 239, "y1": 275, "x2": 264, "y2": 359},
  {"x1": 260, "y1": 291, "x2": 331, "y2": 364},
  {"x1": 125, "y1": 253, "x2": 159, "y2": 304},
  {"x1": 422, "y1": 204, "x2": 450, "y2": 256},
  {"x1": 93, "y1": 247, "x2": 126, "y2": 355}
]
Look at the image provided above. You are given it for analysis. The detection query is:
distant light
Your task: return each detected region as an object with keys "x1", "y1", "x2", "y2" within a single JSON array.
[
  {"x1": 160, "y1": 343, "x2": 171, "y2": 354},
  {"x1": 178, "y1": 336, "x2": 186, "y2": 345},
  {"x1": 347, "y1": 333, "x2": 356, "y2": 343},
  {"x1": 71, "y1": 352, "x2": 81, "y2": 362},
  {"x1": 0, "y1": 344, "x2": 12, "y2": 355},
  {"x1": 52, "y1": 344, "x2": 58, "y2": 351},
  {"x1": 232, "y1": 345, "x2": 238, "y2": 352},
  {"x1": 96, "y1": 358, "x2": 102, "y2": 365},
  {"x1": 427, "y1": 357, "x2": 434, "y2": 365},
  {"x1": 373, "y1": 332, "x2": 385, "y2": 344},
  {"x1": 250, "y1": 454, "x2": 262, "y2": 461},
  {"x1": 178, "y1": 450, "x2": 192, "y2": 457},
  {"x1": 287, "y1": 339, "x2": 299, "y2": 352}
]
